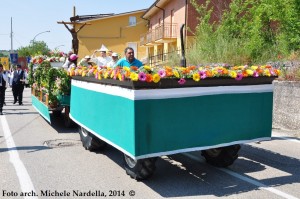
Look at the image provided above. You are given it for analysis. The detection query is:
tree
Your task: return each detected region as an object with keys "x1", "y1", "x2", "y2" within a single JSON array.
[
  {"x1": 0, "y1": 52, "x2": 7, "y2": 57},
  {"x1": 18, "y1": 41, "x2": 50, "y2": 57}
]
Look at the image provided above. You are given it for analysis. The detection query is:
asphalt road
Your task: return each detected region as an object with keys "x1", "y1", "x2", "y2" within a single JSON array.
[{"x1": 0, "y1": 87, "x2": 299, "y2": 199}]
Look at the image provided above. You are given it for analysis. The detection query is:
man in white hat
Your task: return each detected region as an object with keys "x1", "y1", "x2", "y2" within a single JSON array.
[
  {"x1": 92, "y1": 44, "x2": 112, "y2": 67},
  {"x1": 107, "y1": 52, "x2": 119, "y2": 68},
  {"x1": 78, "y1": 55, "x2": 92, "y2": 67}
]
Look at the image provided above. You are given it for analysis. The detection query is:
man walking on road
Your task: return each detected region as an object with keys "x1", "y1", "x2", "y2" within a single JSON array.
[
  {"x1": 0, "y1": 64, "x2": 8, "y2": 115},
  {"x1": 10, "y1": 64, "x2": 27, "y2": 105}
]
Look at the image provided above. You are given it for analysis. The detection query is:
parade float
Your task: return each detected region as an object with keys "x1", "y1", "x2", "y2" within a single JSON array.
[
  {"x1": 29, "y1": 52, "x2": 73, "y2": 127},
  {"x1": 66, "y1": 64, "x2": 279, "y2": 180}
]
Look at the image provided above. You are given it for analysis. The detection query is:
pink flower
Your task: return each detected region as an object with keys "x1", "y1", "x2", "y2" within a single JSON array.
[
  {"x1": 199, "y1": 71, "x2": 207, "y2": 79},
  {"x1": 235, "y1": 73, "x2": 243, "y2": 81},
  {"x1": 253, "y1": 71, "x2": 259, "y2": 77},
  {"x1": 158, "y1": 69, "x2": 166, "y2": 78},
  {"x1": 178, "y1": 78, "x2": 186, "y2": 85},
  {"x1": 269, "y1": 69, "x2": 276, "y2": 76},
  {"x1": 138, "y1": 72, "x2": 147, "y2": 81}
]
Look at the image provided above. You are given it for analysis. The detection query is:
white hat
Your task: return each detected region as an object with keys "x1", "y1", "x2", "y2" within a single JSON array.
[
  {"x1": 98, "y1": 44, "x2": 108, "y2": 52},
  {"x1": 84, "y1": 55, "x2": 91, "y2": 59},
  {"x1": 112, "y1": 52, "x2": 118, "y2": 57}
]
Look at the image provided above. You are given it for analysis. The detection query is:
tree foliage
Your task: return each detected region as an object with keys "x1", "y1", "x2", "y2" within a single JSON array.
[
  {"x1": 188, "y1": 0, "x2": 300, "y2": 65},
  {"x1": 17, "y1": 41, "x2": 50, "y2": 57}
]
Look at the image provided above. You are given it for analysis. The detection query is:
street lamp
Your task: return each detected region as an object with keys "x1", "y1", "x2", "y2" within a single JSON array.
[
  {"x1": 31, "y1": 30, "x2": 50, "y2": 57},
  {"x1": 54, "y1": 45, "x2": 64, "y2": 49},
  {"x1": 32, "y1": 30, "x2": 50, "y2": 43}
]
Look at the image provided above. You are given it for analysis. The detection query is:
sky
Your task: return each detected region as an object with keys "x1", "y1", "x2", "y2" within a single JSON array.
[{"x1": 0, "y1": 0, "x2": 155, "y2": 53}]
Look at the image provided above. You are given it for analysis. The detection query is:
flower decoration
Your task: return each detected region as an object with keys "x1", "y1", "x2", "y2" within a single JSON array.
[{"x1": 69, "y1": 64, "x2": 280, "y2": 85}]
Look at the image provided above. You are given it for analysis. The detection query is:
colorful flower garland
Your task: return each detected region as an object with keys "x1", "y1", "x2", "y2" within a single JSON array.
[{"x1": 68, "y1": 65, "x2": 280, "y2": 84}]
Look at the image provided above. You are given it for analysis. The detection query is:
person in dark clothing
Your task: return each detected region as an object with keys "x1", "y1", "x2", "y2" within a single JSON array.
[
  {"x1": 0, "y1": 64, "x2": 8, "y2": 115},
  {"x1": 11, "y1": 64, "x2": 27, "y2": 105}
]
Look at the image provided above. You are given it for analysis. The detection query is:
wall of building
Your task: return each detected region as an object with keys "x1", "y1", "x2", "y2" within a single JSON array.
[
  {"x1": 148, "y1": 0, "x2": 186, "y2": 38},
  {"x1": 77, "y1": 12, "x2": 148, "y2": 61}
]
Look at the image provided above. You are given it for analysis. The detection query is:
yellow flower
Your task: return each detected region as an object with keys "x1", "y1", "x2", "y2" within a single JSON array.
[
  {"x1": 130, "y1": 73, "x2": 138, "y2": 81},
  {"x1": 82, "y1": 71, "x2": 86, "y2": 77},
  {"x1": 264, "y1": 69, "x2": 271, "y2": 77},
  {"x1": 123, "y1": 67, "x2": 130, "y2": 71},
  {"x1": 251, "y1": 66, "x2": 258, "y2": 70},
  {"x1": 143, "y1": 65, "x2": 151, "y2": 70},
  {"x1": 246, "y1": 69, "x2": 254, "y2": 75},
  {"x1": 193, "y1": 73, "x2": 200, "y2": 82},
  {"x1": 153, "y1": 74, "x2": 161, "y2": 83},
  {"x1": 110, "y1": 72, "x2": 114, "y2": 78},
  {"x1": 104, "y1": 72, "x2": 109, "y2": 79},
  {"x1": 229, "y1": 71, "x2": 237, "y2": 78},
  {"x1": 212, "y1": 69, "x2": 218, "y2": 76},
  {"x1": 98, "y1": 73, "x2": 102, "y2": 80},
  {"x1": 173, "y1": 70, "x2": 180, "y2": 78},
  {"x1": 118, "y1": 73, "x2": 122, "y2": 81}
]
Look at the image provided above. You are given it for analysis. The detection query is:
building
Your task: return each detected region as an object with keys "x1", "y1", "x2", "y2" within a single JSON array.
[
  {"x1": 75, "y1": 10, "x2": 148, "y2": 62},
  {"x1": 140, "y1": 0, "x2": 231, "y2": 65}
]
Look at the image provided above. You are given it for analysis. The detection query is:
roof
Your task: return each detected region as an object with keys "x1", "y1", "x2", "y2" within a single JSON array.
[
  {"x1": 76, "y1": 9, "x2": 148, "y2": 23},
  {"x1": 142, "y1": 0, "x2": 172, "y2": 19}
]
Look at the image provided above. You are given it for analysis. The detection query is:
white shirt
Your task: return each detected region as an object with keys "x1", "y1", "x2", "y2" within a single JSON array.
[
  {"x1": 78, "y1": 58, "x2": 89, "y2": 67},
  {"x1": 0, "y1": 72, "x2": 8, "y2": 87},
  {"x1": 62, "y1": 59, "x2": 71, "y2": 70},
  {"x1": 9, "y1": 70, "x2": 28, "y2": 85},
  {"x1": 107, "y1": 60, "x2": 118, "y2": 68},
  {"x1": 96, "y1": 56, "x2": 112, "y2": 67}
]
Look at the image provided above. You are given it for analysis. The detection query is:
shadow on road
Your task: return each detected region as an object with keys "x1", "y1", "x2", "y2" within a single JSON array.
[
  {"x1": 46, "y1": 111, "x2": 78, "y2": 134},
  {"x1": 85, "y1": 141, "x2": 300, "y2": 198},
  {"x1": 0, "y1": 146, "x2": 51, "y2": 153}
]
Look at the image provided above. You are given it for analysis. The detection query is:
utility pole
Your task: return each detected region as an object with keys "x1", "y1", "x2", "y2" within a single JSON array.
[{"x1": 10, "y1": 17, "x2": 13, "y2": 52}]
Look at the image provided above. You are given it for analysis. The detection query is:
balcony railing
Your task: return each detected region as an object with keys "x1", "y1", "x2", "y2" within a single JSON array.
[
  {"x1": 146, "y1": 31, "x2": 154, "y2": 44},
  {"x1": 140, "y1": 33, "x2": 146, "y2": 46},
  {"x1": 146, "y1": 50, "x2": 180, "y2": 66},
  {"x1": 140, "y1": 23, "x2": 178, "y2": 46},
  {"x1": 154, "y1": 23, "x2": 177, "y2": 41}
]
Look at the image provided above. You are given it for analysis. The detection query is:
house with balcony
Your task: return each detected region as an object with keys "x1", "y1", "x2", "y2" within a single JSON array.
[
  {"x1": 140, "y1": 0, "x2": 231, "y2": 66},
  {"x1": 74, "y1": 10, "x2": 148, "y2": 61}
]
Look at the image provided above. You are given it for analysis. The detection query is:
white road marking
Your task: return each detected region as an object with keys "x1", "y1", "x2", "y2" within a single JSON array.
[
  {"x1": 184, "y1": 153, "x2": 299, "y2": 199},
  {"x1": 1, "y1": 116, "x2": 38, "y2": 199}
]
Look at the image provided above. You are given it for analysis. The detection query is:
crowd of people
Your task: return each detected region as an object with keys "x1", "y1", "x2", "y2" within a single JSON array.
[
  {"x1": 0, "y1": 63, "x2": 27, "y2": 115},
  {"x1": 0, "y1": 45, "x2": 143, "y2": 115},
  {"x1": 63, "y1": 45, "x2": 143, "y2": 70}
]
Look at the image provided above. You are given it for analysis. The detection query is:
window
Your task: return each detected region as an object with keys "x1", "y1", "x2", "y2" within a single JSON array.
[{"x1": 129, "y1": 16, "x2": 136, "y2": 26}]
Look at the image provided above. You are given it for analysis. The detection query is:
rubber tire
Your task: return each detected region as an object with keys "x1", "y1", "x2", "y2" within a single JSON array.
[
  {"x1": 123, "y1": 155, "x2": 157, "y2": 181},
  {"x1": 78, "y1": 126, "x2": 107, "y2": 151},
  {"x1": 52, "y1": 110, "x2": 62, "y2": 117},
  {"x1": 201, "y1": 144, "x2": 241, "y2": 167},
  {"x1": 64, "y1": 106, "x2": 74, "y2": 128}
]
